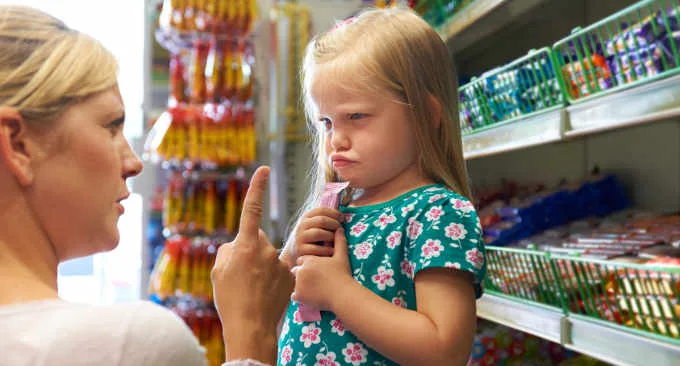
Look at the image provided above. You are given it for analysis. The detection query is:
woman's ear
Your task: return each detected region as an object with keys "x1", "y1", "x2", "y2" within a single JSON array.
[
  {"x1": 428, "y1": 94, "x2": 442, "y2": 129},
  {"x1": 0, "y1": 107, "x2": 36, "y2": 186}
]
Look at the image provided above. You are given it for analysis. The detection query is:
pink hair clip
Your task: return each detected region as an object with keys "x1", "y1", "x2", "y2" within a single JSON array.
[{"x1": 328, "y1": 16, "x2": 356, "y2": 33}]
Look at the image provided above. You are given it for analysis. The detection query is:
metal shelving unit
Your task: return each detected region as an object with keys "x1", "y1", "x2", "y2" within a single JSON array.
[{"x1": 450, "y1": 1, "x2": 680, "y2": 365}]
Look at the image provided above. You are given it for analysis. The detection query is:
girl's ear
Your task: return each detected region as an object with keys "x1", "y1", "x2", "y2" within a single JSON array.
[
  {"x1": 0, "y1": 107, "x2": 37, "y2": 186},
  {"x1": 428, "y1": 94, "x2": 442, "y2": 129}
]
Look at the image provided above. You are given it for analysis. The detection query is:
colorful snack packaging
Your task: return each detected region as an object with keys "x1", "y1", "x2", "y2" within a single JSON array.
[{"x1": 298, "y1": 181, "x2": 350, "y2": 322}]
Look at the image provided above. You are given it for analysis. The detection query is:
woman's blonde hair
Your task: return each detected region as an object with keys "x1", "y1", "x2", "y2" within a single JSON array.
[
  {"x1": 286, "y1": 7, "x2": 472, "y2": 245},
  {"x1": 0, "y1": 6, "x2": 118, "y2": 125}
]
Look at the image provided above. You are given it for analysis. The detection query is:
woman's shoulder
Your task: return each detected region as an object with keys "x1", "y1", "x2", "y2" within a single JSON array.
[{"x1": 0, "y1": 300, "x2": 207, "y2": 366}]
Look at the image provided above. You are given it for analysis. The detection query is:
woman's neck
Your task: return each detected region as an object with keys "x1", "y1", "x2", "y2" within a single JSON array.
[{"x1": 0, "y1": 195, "x2": 59, "y2": 306}]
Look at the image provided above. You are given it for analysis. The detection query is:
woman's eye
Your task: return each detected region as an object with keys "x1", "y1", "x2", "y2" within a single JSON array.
[{"x1": 108, "y1": 119, "x2": 124, "y2": 134}]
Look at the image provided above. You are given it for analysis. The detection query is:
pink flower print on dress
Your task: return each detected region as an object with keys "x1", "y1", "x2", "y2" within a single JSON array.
[
  {"x1": 425, "y1": 206, "x2": 444, "y2": 221},
  {"x1": 374, "y1": 212, "x2": 397, "y2": 230},
  {"x1": 280, "y1": 345, "x2": 293, "y2": 365},
  {"x1": 280, "y1": 319, "x2": 290, "y2": 338},
  {"x1": 400, "y1": 260, "x2": 415, "y2": 279},
  {"x1": 315, "y1": 352, "x2": 340, "y2": 366},
  {"x1": 300, "y1": 324, "x2": 322, "y2": 348},
  {"x1": 331, "y1": 318, "x2": 346, "y2": 336},
  {"x1": 445, "y1": 262, "x2": 462, "y2": 269},
  {"x1": 406, "y1": 218, "x2": 423, "y2": 240},
  {"x1": 344, "y1": 213, "x2": 354, "y2": 223},
  {"x1": 342, "y1": 342, "x2": 369, "y2": 365},
  {"x1": 350, "y1": 222, "x2": 368, "y2": 237},
  {"x1": 445, "y1": 222, "x2": 468, "y2": 240},
  {"x1": 428, "y1": 194, "x2": 446, "y2": 203},
  {"x1": 451, "y1": 198, "x2": 475, "y2": 213},
  {"x1": 422, "y1": 239, "x2": 444, "y2": 259},
  {"x1": 386, "y1": 231, "x2": 402, "y2": 249},
  {"x1": 371, "y1": 266, "x2": 395, "y2": 290},
  {"x1": 466, "y1": 248, "x2": 485, "y2": 270},
  {"x1": 353, "y1": 242, "x2": 373, "y2": 260},
  {"x1": 391, "y1": 297, "x2": 407, "y2": 308}
]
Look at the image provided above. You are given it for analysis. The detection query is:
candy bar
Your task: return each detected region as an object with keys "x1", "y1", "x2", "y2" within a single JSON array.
[{"x1": 298, "y1": 181, "x2": 350, "y2": 322}]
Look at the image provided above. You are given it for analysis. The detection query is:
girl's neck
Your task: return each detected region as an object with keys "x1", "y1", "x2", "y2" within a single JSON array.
[
  {"x1": 350, "y1": 167, "x2": 434, "y2": 207},
  {"x1": 0, "y1": 195, "x2": 59, "y2": 306}
]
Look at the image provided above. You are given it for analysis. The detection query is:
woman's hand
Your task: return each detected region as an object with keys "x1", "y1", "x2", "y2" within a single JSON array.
[
  {"x1": 281, "y1": 207, "x2": 345, "y2": 268},
  {"x1": 291, "y1": 228, "x2": 354, "y2": 312},
  {"x1": 211, "y1": 166, "x2": 294, "y2": 365}
]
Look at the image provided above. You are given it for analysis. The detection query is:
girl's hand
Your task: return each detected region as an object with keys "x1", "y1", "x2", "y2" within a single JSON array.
[
  {"x1": 283, "y1": 207, "x2": 345, "y2": 267},
  {"x1": 291, "y1": 228, "x2": 354, "y2": 311}
]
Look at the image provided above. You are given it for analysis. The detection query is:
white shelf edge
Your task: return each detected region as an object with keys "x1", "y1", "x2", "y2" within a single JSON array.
[
  {"x1": 476, "y1": 294, "x2": 564, "y2": 344},
  {"x1": 566, "y1": 315, "x2": 680, "y2": 366},
  {"x1": 437, "y1": 0, "x2": 507, "y2": 41},
  {"x1": 462, "y1": 108, "x2": 565, "y2": 160}
]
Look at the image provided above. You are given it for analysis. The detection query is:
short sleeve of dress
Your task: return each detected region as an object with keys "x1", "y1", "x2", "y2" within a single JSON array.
[{"x1": 405, "y1": 194, "x2": 486, "y2": 298}]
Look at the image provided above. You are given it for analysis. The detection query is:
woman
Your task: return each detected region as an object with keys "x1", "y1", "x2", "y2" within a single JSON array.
[{"x1": 0, "y1": 6, "x2": 291, "y2": 366}]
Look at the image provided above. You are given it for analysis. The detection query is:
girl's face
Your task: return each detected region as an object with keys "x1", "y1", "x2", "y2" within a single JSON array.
[
  {"x1": 27, "y1": 87, "x2": 143, "y2": 261},
  {"x1": 312, "y1": 68, "x2": 430, "y2": 205}
]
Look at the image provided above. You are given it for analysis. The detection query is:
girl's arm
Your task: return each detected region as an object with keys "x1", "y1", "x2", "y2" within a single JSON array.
[{"x1": 330, "y1": 268, "x2": 476, "y2": 366}]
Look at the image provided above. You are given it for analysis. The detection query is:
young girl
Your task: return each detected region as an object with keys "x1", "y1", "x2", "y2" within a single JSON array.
[{"x1": 278, "y1": 7, "x2": 486, "y2": 366}]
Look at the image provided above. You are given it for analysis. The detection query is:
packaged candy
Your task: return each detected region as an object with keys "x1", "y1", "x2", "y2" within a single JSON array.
[{"x1": 299, "y1": 181, "x2": 351, "y2": 322}]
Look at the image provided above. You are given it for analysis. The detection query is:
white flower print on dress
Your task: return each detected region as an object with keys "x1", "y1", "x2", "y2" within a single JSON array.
[
  {"x1": 466, "y1": 248, "x2": 485, "y2": 270},
  {"x1": 371, "y1": 266, "x2": 395, "y2": 290},
  {"x1": 353, "y1": 242, "x2": 373, "y2": 260},
  {"x1": 280, "y1": 318, "x2": 290, "y2": 338},
  {"x1": 386, "y1": 231, "x2": 402, "y2": 249},
  {"x1": 425, "y1": 206, "x2": 444, "y2": 221},
  {"x1": 293, "y1": 308, "x2": 303, "y2": 324},
  {"x1": 428, "y1": 194, "x2": 446, "y2": 203},
  {"x1": 315, "y1": 352, "x2": 340, "y2": 366},
  {"x1": 344, "y1": 213, "x2": 354, "y2": 223},
  {"x1": 406, "y1": 218, "x2": 423, "y2": 240},
  {"x1": 445, "y1": 222, "x2": 468, "y2": 240},
  {"x1": 300, "y1": 324, "x2": 322, "y2": 348},
  {"x1": 445, "y1": 261, "x2": 462, "y2": 269},
  {"x1": 400, "y1": 260, "x2": 415, "y2": 279},
  {"x1": 401, "y1": 203, "x2": 416, "y2": 217},
  {"x1": 391, "y1": 296, "x2": 407, "y2": 308},
  {"x1": 331, "y1": 318, "x2": 346, "y2": 336},
  {"x1": 350, "y1": 222, "x2": 368, "y2": 237},
  {"x1": 425, "y1": 186, "x2": 443, "y2": 192},
  {"x1": 374, "y1": 212, "x2": 397, "y2": 230},
  {"x1": 451, "y1": 198, "x2": 475, "y2": 213},
  {"x1": 422, "y1": 239, "x2": 444, "y2": 259},
  {"x1": 342, "y1": 342, "x2": 369, "y2": 365},
  {"x1": 280, "y1": 345, "x2": 293, "y2": 365}
]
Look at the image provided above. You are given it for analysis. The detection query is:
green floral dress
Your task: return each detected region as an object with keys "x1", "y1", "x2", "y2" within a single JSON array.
[{"x1": 278, "y1": 184, "x2": 486, "y2": 366}]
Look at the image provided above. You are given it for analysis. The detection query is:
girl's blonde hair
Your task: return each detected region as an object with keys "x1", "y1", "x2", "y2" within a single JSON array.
[
  {"x1": 287, "y1": 7, "x2": 471, "y2": 244},
  {"x1": 0, "y1": 6, "x2": 118, "y2": 125}
]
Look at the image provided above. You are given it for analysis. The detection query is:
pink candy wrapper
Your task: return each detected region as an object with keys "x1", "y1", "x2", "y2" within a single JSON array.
[{"x1": 299, "y1": 181, "x2": 350, "y2": 322}]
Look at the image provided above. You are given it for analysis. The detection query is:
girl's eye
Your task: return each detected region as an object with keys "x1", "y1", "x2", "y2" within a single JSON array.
[
  {"x1": 320, "y1": 117, "x2": 333, "y2": 132},
  {"x1": 349, "y1": 113, "x2": 366, "y2": 120}
]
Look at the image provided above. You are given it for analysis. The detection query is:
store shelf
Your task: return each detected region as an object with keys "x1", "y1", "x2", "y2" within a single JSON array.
[
  {"x1": 437, "y1": 0, "x2": 550, "y2": 51},
  {"x1": 462, "y1": 72, "x2": 680, "y2": 159},
  {"x1": 478, "y1": 295, "x2": 680, "y2": 366},
  {"x1": 566, "y1": 315, "x2": 680, "y2": 366},
  {"x1": 462, "y1": 108, "x2": 565, "y2": 159},
  {"x1": 477, "y1": 294, "x2": 565, "y2": 344},
  {"x1": 565, "y1": 73, "x2": 680, "y2": 139}
]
